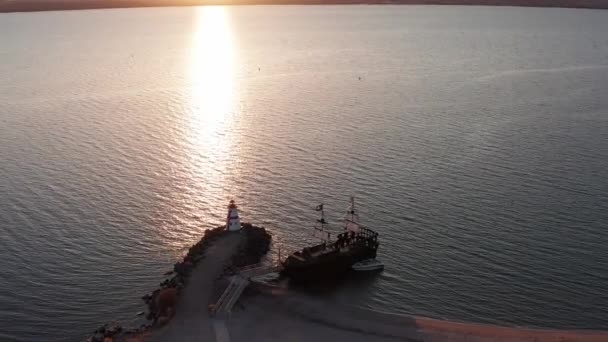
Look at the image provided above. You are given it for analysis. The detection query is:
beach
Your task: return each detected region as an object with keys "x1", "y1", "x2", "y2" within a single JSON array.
[{"x1": 226, "y1": 291, "x2": 608, "y2": 342}]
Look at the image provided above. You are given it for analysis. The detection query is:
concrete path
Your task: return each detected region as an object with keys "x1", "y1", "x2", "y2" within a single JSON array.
[
  {"x1": 212, "y1": 320, "x2": 231, "y2": 342},
  {"x1": 146, "y1": 231, "x2": 242, "y2": 342}
]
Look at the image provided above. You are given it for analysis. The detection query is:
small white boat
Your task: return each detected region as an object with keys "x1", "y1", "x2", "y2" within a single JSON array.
[{"x1": 352, "y1": 259, "x2": 384, "y2": 272}]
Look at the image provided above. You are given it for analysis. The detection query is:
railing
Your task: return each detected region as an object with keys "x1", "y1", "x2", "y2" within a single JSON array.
[
  {"x1": 213, "y1": 277, "x2": 237, "y2": 315},
  {"x1": 236, "y1": 263, "x2": 263, "y2": 273},
  {"x1": 213, "y1": 263, "x2": 278, "y2": 317},
  {"x1": 213, "y1": 276, "x2": 248, "y2": 317}
]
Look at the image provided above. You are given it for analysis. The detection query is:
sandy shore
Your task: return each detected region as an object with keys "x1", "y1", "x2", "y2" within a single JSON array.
[
  {"x1": 144, "y1": 231, "x2": 243, "y2": 342},
  {"x1": 227, "y1": 291, "x2": 608, "y2": 342}
]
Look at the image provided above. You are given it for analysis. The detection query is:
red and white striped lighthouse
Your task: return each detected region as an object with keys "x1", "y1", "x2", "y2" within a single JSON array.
[{"x1": 226, "y1": 200, "x2": 241, "y2": 231}]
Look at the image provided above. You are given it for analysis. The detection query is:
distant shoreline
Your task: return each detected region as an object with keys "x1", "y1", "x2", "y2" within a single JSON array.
[{"x1": 1, "y1": 0, "x2": 608, "y2": 13}]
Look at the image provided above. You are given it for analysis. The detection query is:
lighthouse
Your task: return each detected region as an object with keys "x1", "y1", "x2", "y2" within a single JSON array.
[{"x1": 226, "y1": 200, "x2": 241, "y2": 231}]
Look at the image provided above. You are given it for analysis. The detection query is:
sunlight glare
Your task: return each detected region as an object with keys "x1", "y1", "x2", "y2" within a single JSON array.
[{"x1": 189, "y1": 6, "x2": 236, "y2": 143}]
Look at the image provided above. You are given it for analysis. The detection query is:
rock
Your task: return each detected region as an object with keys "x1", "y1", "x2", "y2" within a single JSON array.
[
  {"x1": 155, "y1": 288, "x2": 177, "y2": 318},
  {"x1": 157, "y1": 314, "x2": 171, "y2": 326},
  {"x1": 173, "y1": 261, "x2": 193, "y2": 276},
  {"x1": 229, "y1": 223, "x2": 272, "y2": 268},
  {"x1": 91, "y1": 333, "x2": 104, "y2": 342},
  {"x1": 173, "y1": 262, "x2": 182, "y2": 273},
  {"x1": 105, "y1": 323, "x2": 122, "y2": 336},
  {"x1": 122, "y1": 328, "x2": 135, "y2": 335}
]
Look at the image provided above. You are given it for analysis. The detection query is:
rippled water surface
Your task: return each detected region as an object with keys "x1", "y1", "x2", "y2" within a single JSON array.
[{"x1": 1, "y1": 5, "x2": 608, "y2": 341}]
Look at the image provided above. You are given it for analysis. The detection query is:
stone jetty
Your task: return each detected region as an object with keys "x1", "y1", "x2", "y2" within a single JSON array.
[{"x1": 85, "y1": 222, "x2": 272, "y2": 342}]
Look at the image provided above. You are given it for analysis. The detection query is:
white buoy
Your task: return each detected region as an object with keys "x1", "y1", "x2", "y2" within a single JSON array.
[{"x1": 226, "y1": 200, "x2": 241, "y2": 231}]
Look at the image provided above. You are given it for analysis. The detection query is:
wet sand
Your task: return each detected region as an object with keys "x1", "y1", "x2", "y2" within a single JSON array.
[
  {"x1": 144, "y1": 232, "x2": 243, "y2": 342},
  {"x1": 228, "y1": 291, "x2": 608, "y2": 342}
]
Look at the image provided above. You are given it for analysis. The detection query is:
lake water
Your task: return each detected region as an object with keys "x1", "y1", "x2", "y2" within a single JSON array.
[{"x1": 1, "y1": 5, "x2": 608, "y2": 341}]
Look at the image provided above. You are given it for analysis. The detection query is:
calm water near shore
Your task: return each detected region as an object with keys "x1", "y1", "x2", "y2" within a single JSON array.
[{"x1": 1, "y1": 5, "x2": 608, "y2": 341}]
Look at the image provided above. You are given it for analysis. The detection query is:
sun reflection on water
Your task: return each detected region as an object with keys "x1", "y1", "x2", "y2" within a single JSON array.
[
  {"x1": 189, "y1": 6, "x2": 237, "y2": 142},
  {"x1": 164, "y1": 6, "x2": 240, "y2": 253}
]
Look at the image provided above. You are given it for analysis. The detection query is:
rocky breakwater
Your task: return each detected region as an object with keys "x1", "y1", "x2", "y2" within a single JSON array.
[
  {"x1": 230, "y1": 223, "x2": 272, "y2": 269},
  {"x1": 85, "y1": 223, "x2": 272, "y2": 342},
  {"x1": 142, "y1": 226, "x2": 229, "y2": 324}
]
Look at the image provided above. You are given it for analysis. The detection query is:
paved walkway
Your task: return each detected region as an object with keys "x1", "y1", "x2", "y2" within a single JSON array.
[
  {"x1": 212, "y1": 320, "x2": 231, "y2": 342},
  {"x1": 146, "y1": 232, "x2": 242, "y2": 342}
]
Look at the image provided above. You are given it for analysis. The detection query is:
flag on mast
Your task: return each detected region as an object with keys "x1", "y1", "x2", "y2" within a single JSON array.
[{"x1": 315, "y1": 204, "x2": 324, "y2": 211}]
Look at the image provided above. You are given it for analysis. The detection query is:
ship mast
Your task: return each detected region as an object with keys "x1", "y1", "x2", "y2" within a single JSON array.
[
  {"x1": 314, "y1": 203, "x2": 329, "y2": 242},
  {"x1": 345, "y1": 196, "x2": 361, "y2": 232},
  {"x1": 349, "y1": 196, "x2": 356, "y2": 222}
]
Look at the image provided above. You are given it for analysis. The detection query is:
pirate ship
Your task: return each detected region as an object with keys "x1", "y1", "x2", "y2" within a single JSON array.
[{"x1": 280, "y1": 197, "x2": 380, "y2": 282}]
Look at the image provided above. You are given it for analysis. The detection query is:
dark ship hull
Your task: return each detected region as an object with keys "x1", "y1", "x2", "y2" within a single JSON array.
[{"x1": 281, "y1": 227, "x2": 379, "y2": 283}]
